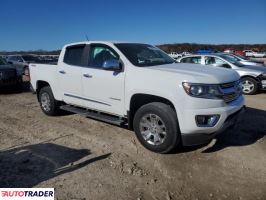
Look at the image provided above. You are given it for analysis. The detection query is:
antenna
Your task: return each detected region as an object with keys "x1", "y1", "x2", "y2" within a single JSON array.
[{"x1": 85, "y1": 35, "x2": 89, "y2": 41}]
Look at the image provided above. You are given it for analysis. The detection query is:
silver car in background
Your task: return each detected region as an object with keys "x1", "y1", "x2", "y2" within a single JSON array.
[
  {"x1": 178, "y1": 53, "x2": 266, "y2": 95},
  {"x1": 228, "y1": 54, "x2": 265, "y2": 66}
]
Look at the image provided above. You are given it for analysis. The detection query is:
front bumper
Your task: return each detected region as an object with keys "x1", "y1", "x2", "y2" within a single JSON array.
[
  {"x1": 178, "y1": 94, "x2": 245, "y2": 146},
  {"x1": 182, "y1": 106, "x2": 246, "y2": 146}
]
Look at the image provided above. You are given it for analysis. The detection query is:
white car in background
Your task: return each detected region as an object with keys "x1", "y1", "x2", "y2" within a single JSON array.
[
  {"x1": 168, "y1": 52, "x2": 182, "y2": 60},
  {"x1": 178, "y1": 53, "x2": 266, "y2": 95},
  {"x1": 244, "y1": 50, "x2": 266, "y2": 58},
  {"x1": 181, "y1": 51, "x2": 191, "y2": 56}
]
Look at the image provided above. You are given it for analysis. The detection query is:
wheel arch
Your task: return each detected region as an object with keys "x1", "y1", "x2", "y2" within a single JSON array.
[
  {"x1": 128, "y1": 93, "x2": 177, "y2": 130},
  {"x1": 241, "y1": 75, "x2": 260, "y2": 83},
  {"x1": 36, "y1": 80, "x2": 51, "y2": 101}
]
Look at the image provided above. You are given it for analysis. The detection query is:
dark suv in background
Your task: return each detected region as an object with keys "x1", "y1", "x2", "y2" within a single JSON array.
[
  {"x1": 0, "y1": 57, "x2": 22, "y2": 88},
  {"x1": 7, "y1": 55, "x2": 41, "y2": 75}
]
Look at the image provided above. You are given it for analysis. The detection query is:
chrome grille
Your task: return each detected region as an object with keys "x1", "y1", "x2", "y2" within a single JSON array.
[{"x1": 219, "y1": 80, "x2": 241, "y2": 103}]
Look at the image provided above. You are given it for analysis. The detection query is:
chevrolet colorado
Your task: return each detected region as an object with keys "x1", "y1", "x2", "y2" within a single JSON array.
[{"x1": 30, "y1": 41, "x2": 245, "y2": 153}]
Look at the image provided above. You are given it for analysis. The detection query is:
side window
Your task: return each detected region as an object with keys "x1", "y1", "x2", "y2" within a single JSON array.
[
  {"x1": 17, "y1": 56, "x2": 23, "y2": 62},
  {"x1": 88, "y1": 45, "x2": 119, "y2": 68},
  {"x1": 8, "y1": 56, "x2": 15, "y2": 61},
  {"x1": 191, "y1": 57, "x2": 201, "y2": 64},
  {"x1": 180, "y1": 57, "x2": 201, "y2": 64},
  {"x1": 10, "y1": 56, "x2": 18, "y2": 61},
  {"x1": 64, "y1": 45, "x2": 85, "y2": 66},
  {"x1": 180, "y1": 57, "x2": 191, "y2": 63},
  {"x1": 205, "y1": 56, "x2": 226, "y2": 65}
]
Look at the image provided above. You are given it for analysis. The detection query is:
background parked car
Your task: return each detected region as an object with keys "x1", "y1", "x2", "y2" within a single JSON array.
[
  {"x1": 168, "y1": 52, "x2": 182, "y2": 60},
  {"x1": 181, "y1": 51, "x2": 191, "y2": 56},
  {"x1": 224, "y1": 48, "x2": 234, "y2": 54},
  {"x1": 234, "y1": 50, "x2": 245, "y2": 56},
  {"x1": 0, "y1": 57, "x2": 22, "y2": 88},
  {"x1": 244, "y1": 50, "x2": 266, "y2": 58},
  {"x1": 7, "y1": 54, "x2": 41, "y2": 75},
  {"x1": 195, "y1": 48, "x2": 218, "y2": 54},
  {"x1": 178, "y1": 53, "x2": 266, "y2": 95},
  {"x1": 228, "y1": 54, "x2": 265, "y2": 66}
]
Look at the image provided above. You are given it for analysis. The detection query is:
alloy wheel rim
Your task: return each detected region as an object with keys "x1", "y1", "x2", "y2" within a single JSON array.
[
  {"x1": 242, "y1": 80, "x2": 254, "y2": 93},
  {"x1": 41, "y1": 92, "x2": 51, "y2": 112},
  {"x1": 139, "y1": 114, "x2": 167, "y2": 146}
]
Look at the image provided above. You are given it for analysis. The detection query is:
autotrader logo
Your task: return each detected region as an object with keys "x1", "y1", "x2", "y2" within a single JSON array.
[{"x1": 0, "y1": 188, "x2": 54, "y2": 200}]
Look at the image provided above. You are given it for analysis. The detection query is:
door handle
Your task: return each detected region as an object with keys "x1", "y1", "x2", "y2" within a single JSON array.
[
  {"x1": 83, "y1": 73, "x2": 93, "y2": 78},
  {"x1": 59, "y1": 70, "x2": 66, "y2": 74}
]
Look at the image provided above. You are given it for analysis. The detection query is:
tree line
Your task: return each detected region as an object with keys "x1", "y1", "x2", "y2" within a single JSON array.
[
  {"x1": 1, "y1": 43, "x2": 266, "y2": 55},
  {"x1": 157, "y1": 43, "x2": 266, "y2": 53}
]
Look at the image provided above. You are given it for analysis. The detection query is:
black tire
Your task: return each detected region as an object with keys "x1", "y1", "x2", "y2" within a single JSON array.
[
  {"x1": 241, "y1": 77, "x2": 258, "y2": 95},
  {"x1": 133, "y1": 102, "x2": 180, "y2": 153},
  {"x1": 39, "y1": 86, "x2": 60, "y2": 116}
]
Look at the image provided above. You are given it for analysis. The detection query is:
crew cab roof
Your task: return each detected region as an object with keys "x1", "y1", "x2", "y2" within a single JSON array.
[{"x1": 63, "y1": 41, "x2": 148, "y2": 48}]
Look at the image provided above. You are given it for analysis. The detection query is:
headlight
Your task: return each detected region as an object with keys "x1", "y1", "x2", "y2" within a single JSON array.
[{"x1": 182, "y1": 82, "x2": 223, "y2": 99}]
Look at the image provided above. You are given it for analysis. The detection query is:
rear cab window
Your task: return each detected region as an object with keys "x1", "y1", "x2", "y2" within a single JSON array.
[{"x1": 64, "y1": 45, "x2": 86, "y2": 66}]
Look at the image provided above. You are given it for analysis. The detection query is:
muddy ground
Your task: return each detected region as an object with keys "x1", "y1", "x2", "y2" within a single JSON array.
[{"x1": 0, "y1": 83, "x2": 265, "y2": 200}]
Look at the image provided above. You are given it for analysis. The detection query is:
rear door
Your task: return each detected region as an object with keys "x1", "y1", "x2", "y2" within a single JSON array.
[
  {"x1": 58, "y1": 44, "x2": 87, "y2": 106},
  {"x1": 81, "y1": 44, "x2": 125, "y2": 116}
]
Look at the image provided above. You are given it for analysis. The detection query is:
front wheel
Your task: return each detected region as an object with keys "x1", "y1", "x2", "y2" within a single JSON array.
[
  {"x1": 241, "y1": 77, "x2": 258, "y2": 95},
  {"x1": 39, "y1": 86, "x2": 60, "y2": 116},
  {"x1": 133, "y1": 102, "x2": 180, "y2": 153}
]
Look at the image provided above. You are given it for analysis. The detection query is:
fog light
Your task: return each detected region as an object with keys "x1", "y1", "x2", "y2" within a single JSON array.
[{"x1": 196, "y1": 115, "x2": 220, "y2": 127}]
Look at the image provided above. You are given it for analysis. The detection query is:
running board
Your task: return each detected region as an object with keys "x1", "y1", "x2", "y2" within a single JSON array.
[{"x1": 60, "y1": 105, "x2": 125, "y2": 126}]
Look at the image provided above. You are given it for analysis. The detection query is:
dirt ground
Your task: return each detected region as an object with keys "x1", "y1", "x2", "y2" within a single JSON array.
[{"x1": 0, "y1": 83, "x2": 265, "y2": 200}]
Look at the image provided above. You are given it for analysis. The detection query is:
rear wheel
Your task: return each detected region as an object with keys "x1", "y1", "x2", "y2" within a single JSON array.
[
  {"x1": 39, "y1": 86, "x2": 60, "y2": 116},
  {"x1": 241, "y1": 77, "x2": 258, "y2": 95},
  {"x1": 133, "y1": 102, "x2": 180, "y2": 153}
]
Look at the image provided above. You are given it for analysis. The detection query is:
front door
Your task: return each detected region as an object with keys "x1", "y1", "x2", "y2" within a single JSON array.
[{"x1": 81, "y1": 44, "x2": 125, "y2": 116}]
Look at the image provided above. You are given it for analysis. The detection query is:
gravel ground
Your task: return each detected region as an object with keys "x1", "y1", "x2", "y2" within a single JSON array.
[{"x1": 0, "y1": 83, "x2": 265, "y2": 200}]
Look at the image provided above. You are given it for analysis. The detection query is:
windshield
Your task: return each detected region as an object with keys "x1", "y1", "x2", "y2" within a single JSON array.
[
  {"x1": 22, "y1": 55, "x2": 40, "y2": 62},
  {"x1": 115, "y1": 43, "x2": 175, "y2": 67},
  {"x1": 0, "y1": 58, "x2": 7, "y2": 65},
  {"x1": 231, "y1": 54, "x2": 248, "y2": 61},
  {"x1": 219, "y1": 55, "x2": 245, "y2": 67}
]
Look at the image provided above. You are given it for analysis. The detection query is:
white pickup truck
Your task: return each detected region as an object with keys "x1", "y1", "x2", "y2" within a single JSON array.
[{"x1": 30, "y1": 41, "x2": 245, "y2": 153}]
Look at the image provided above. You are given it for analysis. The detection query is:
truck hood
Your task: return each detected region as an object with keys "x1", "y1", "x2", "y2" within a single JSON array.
[{"x1": 148, "y1": 63, "x2": 240, "y2": 84}]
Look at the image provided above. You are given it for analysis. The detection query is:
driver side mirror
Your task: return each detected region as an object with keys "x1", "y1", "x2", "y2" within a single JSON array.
[{"x1": 103, "y1": 59, "x2": 122, "y2": 71}]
